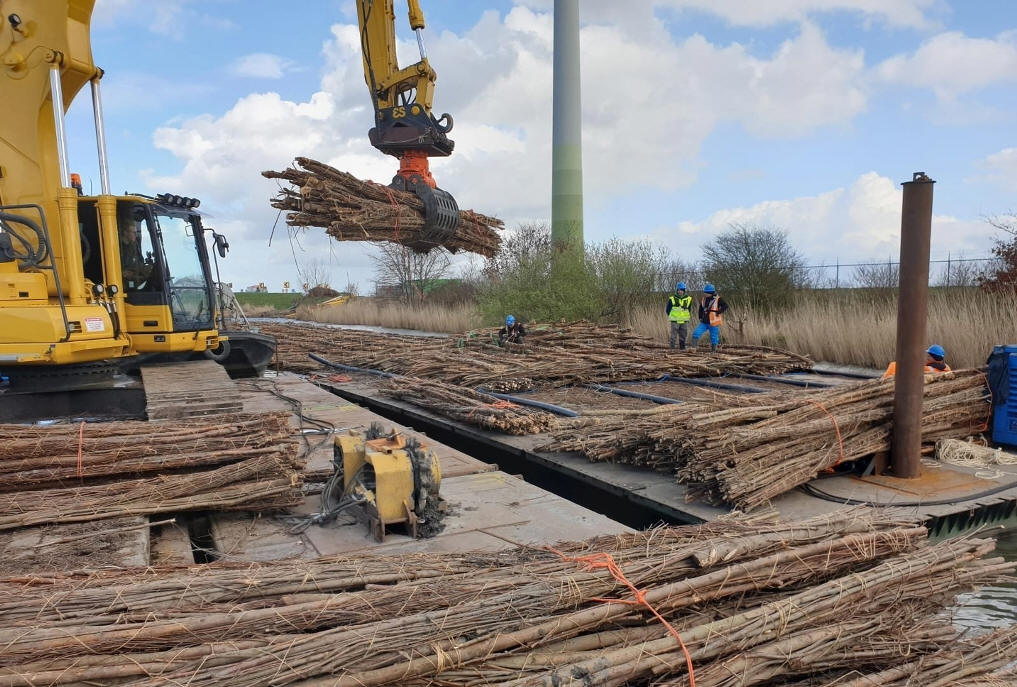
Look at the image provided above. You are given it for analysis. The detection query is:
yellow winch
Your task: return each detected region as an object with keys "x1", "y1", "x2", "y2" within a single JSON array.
[{"x1": 331, "y1": 423, "x2": 442, "y2": 542}]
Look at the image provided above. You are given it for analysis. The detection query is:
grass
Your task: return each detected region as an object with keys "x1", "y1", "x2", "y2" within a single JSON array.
[
  {"x1": 296, "y1": 298, "x2": 482, "y2": 333},
  {"x1": 293, "y1": 289, "x2": 1017, "y2": 369},
  {"x1": 235, "y1": 292, "x2": 304, "y2": 310},
  {"x1": 625, "y1": 289, "x2": 1017, "y2": 369}
]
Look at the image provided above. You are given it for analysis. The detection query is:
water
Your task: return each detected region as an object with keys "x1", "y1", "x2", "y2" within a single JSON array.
[
  {"x1": 952, "y1": 531, "x2": 1017, "y2": 632},
  {"x1": 250, "y1": 317, "x2": 448, "y2": 338}
]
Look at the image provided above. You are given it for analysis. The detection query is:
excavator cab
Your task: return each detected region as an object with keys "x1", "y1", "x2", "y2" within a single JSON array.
[{"x1": 76, "y1": 194, "x2": 218, "y2": 351}]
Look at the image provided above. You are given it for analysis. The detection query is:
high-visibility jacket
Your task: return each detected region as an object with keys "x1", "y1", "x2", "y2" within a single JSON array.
[
  {"x1": 704, "y1": 295, "x2": 723, "y2": 326},
  {"x1": 668, "y1": 294, "x2": 692, "y2": 323},
  {"x1": 881, "y1": 361, "x2": 952, "y2": 380}
]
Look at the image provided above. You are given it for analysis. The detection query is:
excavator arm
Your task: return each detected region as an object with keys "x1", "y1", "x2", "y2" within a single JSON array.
[{"x1": 356, "y1": 0, "x2": 460, "y2": 248}]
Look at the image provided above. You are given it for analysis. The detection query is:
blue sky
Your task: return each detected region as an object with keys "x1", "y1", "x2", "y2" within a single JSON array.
[{"x1": 64, "y1": 0, "x2": 1017, "y2": 290}]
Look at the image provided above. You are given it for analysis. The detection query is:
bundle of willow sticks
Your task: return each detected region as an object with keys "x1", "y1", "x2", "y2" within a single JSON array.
[
  {"x1": 262, "y1": 158, "x2": 504, "y2": 256},
  {"x1": 0, "y1": 509, "x2": 1012, "y2": 686},
  {"x1": 381, "y1": 377, "x2": 558, "y2": 434},
  {"x1": 544, "y1": 369, "x2": 991, "y2": 510},
  {"x1": 0, "y1": 413, "x2": 303, "y2": 531},
  {"x1": 261, "y1": 320, "x2": 812, "y2": 390}
]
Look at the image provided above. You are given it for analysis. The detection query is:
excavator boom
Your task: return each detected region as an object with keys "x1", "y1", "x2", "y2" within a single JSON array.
[{"x1": 356, "y1": 0, "x2": 460, "y2": 249}]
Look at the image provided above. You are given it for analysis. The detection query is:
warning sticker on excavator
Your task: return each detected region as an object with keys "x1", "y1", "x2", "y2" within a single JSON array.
[{"x1": 84, "y1": 317, "x2": 105, "y2": 332}]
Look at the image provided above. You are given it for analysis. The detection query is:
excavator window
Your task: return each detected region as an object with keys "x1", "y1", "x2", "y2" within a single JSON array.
[
  {"x1": 152, "y1": 210, "x2": 212, "y2": 330},
  {"x1": 77, "y1": 201, "x2": 103, "y2": 286},
  {"x1": 117, "y1": 202, "x2": 162, "y2": 303}
]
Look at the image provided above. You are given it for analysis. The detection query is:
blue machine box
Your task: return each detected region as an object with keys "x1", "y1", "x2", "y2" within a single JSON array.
[{"x1": 989, "y1": 345, "x2": 1017, "y2": 448}]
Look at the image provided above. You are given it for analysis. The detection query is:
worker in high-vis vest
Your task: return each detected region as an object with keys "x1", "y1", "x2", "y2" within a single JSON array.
[
  {"x1": 666, "y1": 282, "x2": 693, "y2": 350},
  {"x1": 691, "y1": 284, "x2": 728, "y2": 352},
  {"x1": 881, "y1": 344, "x2": 951, "y2": 380}
]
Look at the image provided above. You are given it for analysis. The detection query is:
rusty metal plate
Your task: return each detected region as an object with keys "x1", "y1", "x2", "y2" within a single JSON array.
[{"x1": 860, "y1": 464, "x2": 1003, "y2": 499}]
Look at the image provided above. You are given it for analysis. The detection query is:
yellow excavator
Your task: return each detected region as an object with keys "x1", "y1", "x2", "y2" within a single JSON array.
[
  {"x1": 356, "y1": 0, "x2": 461, "y2": 247},
  {"x1": 0, "y1": 0, "x2": 227, "y2": 390}
]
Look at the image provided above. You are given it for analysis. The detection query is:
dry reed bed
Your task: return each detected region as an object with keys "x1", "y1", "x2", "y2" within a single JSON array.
[
  {"x1": 627, "y1": 289, "x2": 1017, "y2": 370},
  {"x1": 263, "y1": 158, "x2": 504, "y2": 256},
  {"x1": 0, "y1": 413, "x2": 303, "y2": 531},
  {"x1": 0, "y1": 510, "x2": 1013, "y2": 686},
  {"x1": 260, "y1": 320, "x2": 812, "y2": 390},
  {"x1": 545, "y1": 369, "x2": 990, "y2": 511}
]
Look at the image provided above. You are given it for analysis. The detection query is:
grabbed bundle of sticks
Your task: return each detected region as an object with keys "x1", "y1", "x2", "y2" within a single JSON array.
[
  {"x1": 0, "y1": 413, "x2": 303, "y2": 531},
  {"x1": 0, "y1": 509, "x2": 1013, "y2": 686},
  {"x1": 262, "y1": 157, "x2": 504, "y2": 256},
  {"x1": 545, "y1": 369, "x2": 991, "y2": 510}
]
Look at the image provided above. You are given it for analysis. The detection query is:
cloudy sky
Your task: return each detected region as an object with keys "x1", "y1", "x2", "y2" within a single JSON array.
[{"x1": 66, "y1": 0, "x2": 1017, "y2": 291}]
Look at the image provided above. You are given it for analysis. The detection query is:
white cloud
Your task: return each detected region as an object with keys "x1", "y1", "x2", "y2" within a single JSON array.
[
  {"x1": 518, "y1": 0, "x2": 937, "y2": 29},
  {"x1": 151, "y1": 8, "x2": 1012, "y2": 288},
  {"x1": 91, "y1": 0, "x2": 235, "y2": 38},
  {"x1": 976, "y1": 147, "x2": 1017, "y2": 192},
  {"x1": 228, "y1": 53, "x2": 297, "y2": 79},
  {"x1": 876, "y1": 32, "x2": 1017, "y2": 102},
  {"x1": 671, "y1": 172, "x2": 996, "y2": 263}
]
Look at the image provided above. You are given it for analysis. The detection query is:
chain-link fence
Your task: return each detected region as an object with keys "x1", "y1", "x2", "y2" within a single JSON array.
[{"x1": 795, "y1": 256, "x2": 998, "y2": 289}]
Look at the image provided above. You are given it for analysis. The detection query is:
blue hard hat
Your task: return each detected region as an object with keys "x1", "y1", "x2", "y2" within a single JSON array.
[
  {"x1": 506, "y1": 315, "x2": 515, "y2": 326},
  {"x1": 703, "y1": 283, "x2": 716, "y2": 294},
  {"x1": 676, "y1": 282, "x2": 687, "y2": 291},
  {"x1": 926, "y1": 344, "x2": 946, "y2": 360}
]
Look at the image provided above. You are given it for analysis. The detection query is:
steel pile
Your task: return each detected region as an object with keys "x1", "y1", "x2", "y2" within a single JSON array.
[
  {"x1": 0, "y1": 510, "x2": 1013, "y2": 686},
  {"x1": 0, "y1": 413, "x2": 303, "y2": 531},
  {"x1": 545, "y1": 369, "x2": 991, "y2": 510},
  {"x1": 380, "y1": 376, "x2": 559, "y2": 434},
  {"x1": 262, "y1": 158, "x2": 504, "y2": 256},
  {"x1": 261, "y1": 321, "x2": 812, "y2": 390}
]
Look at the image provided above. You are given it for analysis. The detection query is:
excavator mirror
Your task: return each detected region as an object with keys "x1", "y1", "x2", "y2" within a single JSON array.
[{"x1": 212, "y1": 232, "x2": 229, "y2": 258}]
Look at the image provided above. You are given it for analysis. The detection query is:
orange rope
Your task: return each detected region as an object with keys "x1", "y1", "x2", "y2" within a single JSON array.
[
  {"x1": 485, "y1": 400, "x2": 519, "y2": 409},
  {"x1": 76, "y1": 421, "x2": 86, "y2": 478},
  {"x1": 807, "y1": 400, "x2": 845, "y2": 468},
  {"x1": 548, "y1": 547, "x2": 696, "y2": 686}
]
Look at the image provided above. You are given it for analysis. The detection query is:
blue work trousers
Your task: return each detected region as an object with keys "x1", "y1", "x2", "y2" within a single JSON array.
[{"x1": 692, "y1": 322, "x2": 720, "y2": 347}]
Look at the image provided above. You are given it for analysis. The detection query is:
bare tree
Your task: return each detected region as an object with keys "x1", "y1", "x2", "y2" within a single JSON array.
[
  {"x1": 485, "y1": 222, "x2": 553, "y2": 280},
  {"x1": 701, "y1": 223, "x2": 807, "y2": 311},
  {"x1": 371, "y1": 243, "x2": 452, "y2": 302},
  {"x1": 979, "y1": 211, "x2": 1017, "y2": 292},
  {"x1": 297, "y1": 259, "x2": 333, "y2": 292},
  {"x1": 853, "y1": 261, "x2": 899, "y2": 289},
  {"x1": 935, "y1": 256, "x2": 986, "y2": 287}
]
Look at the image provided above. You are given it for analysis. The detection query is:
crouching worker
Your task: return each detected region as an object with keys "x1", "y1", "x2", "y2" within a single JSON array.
[
  {"x1": 499, "y1": 315, "x2": 526, "y2": 345},
  {"x1": 882, "y1": 344, "x2": 952, "y2": 380}
]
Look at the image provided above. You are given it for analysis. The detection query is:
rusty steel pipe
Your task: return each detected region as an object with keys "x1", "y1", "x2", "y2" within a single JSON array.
[{"x1": 890, "y1": 172, "x2": 935, "y2": 479}]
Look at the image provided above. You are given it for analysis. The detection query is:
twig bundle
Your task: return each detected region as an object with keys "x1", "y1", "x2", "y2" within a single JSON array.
[
  {"x1": 0, "y1": 413, "x2": 303, "y2": 531},
  {"x1": 0, "y1": 509, "x2": 1012, "y2": 686},
  {"x1": 381, "y1": 377, "x2": 558, "y2": 434},
  {"x1": 262, "y1": 158, "x2": 504, "y2": 256},
  {"x1": 261, "y1": 320, "x2": 812, "y2": 390},
  {"x1": 544, "y1": 369, "x2": 991, "y2": 510},
  {"x1": 0, "y1": 414, "x2": 292, "y2": 490}
]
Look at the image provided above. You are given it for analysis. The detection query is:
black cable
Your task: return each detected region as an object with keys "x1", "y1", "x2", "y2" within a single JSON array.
[{"x1": 799, "y1": 477, "x2": 1017, "y2": 508}]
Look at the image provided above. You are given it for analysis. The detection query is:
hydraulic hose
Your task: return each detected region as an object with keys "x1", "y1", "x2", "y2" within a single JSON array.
[
  {"x1": 584, "y1": 383, "x2": 682, "y2": 405},
  {"x1": 309, "y1": 354, "x2": 580, "y2": 417}
]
